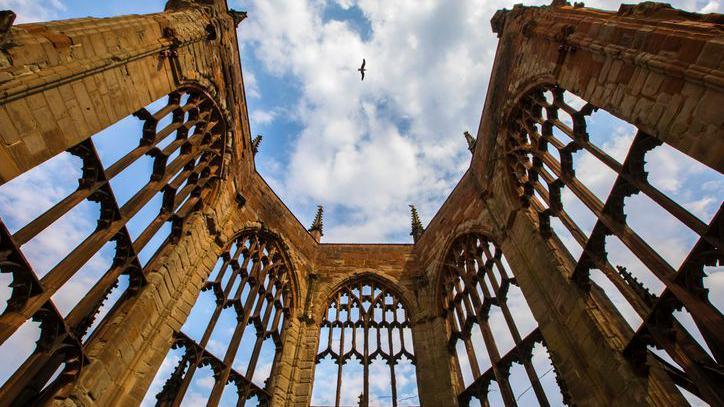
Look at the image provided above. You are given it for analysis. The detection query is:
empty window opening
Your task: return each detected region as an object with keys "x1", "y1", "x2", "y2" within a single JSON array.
[
  {"x1": 146, "y1": 229, "x2": 293, "y2": 406},
  {"x1": 440, "y1": 233, "x2": 568, "y2": 406},
  {"x1": 0, "y1": 319, "x2": 42, "y2": 387},
  {"x1": 311, "y1": 279, "x2": 418, "y2": 407},
  {"x1": 505, "y1": 84, "x2": 723, "y2": 405},
  {"x1": 0, "y1": 86, "x2": 227, "y2": 404}
]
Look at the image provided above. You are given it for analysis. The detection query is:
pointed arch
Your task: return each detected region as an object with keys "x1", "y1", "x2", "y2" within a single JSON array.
[
  {"x1": 0, "y1": 83, "x2": 229, "y2": 405},
  {"x1": 504, "y1": 82, "x2": 724, "y2": 404},
  {"x1": 149, "y1": 226, "x2": 297, "y2": 406},
  {"x1": 438, "y1": 232, "x2": 570, "y2": 406},
  {"x1": 312, "y1": 275, "x2": 418, "y2": 407}
]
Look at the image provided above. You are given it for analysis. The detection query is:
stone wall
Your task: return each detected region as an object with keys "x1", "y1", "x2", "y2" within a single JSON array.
[{"x1": 0, "y1": 0, "x2": 719, "y2": 406}]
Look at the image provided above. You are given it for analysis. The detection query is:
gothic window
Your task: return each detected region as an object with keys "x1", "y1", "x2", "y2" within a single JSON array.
[
  {"x1": 0, "y1": 86, "x2": 226, "y2": 405},
  {"x1": 147, "y1": 229, "x2": 293, "y2": 406},
  {"x1": 311, "y1": 279, "x2": 418, "y2": 406},
  {"x1": 506, "y1": 84, "x2": 723, "y2": 405},
  {"x1": 440, "y1": 233, "x2": 568, "y2": 406}
]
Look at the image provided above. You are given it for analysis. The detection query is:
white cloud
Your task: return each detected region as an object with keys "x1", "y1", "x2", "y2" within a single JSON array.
[
  {"x1": 180, "y1": 391, "x2": 208, "y2": 407},
  {"x1": 239, "y1": 0, "x2": 512, "y2": 242},
  {"x1": 239, "y1": 0, "x2": 717, "y2": 242},
  {"x1": 0, "y1": 319, "x2": 41, "y2": 386},
  {"x1": 197, "y1": 375, "x2": 215, "y2": 390},
  {"x1": 0, "y1": 0, "x2": 65, "y2": 23},
  {"x1": 700, "y1": 0, "x2": 721, "y2": 12},
  {"x1": 242, "y1": 69, "x2": 261, "y2": 99},
  {"x1": 251, "y1": 109, "x2": 277, "y2": 125}
]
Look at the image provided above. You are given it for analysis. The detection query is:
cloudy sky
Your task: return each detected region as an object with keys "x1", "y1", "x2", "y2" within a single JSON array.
[
  {"x1": 1, "y1": 0, "x2": 721, "y2": 242},
  {"x1": 0, "y1": 0, "x2": 722, "y2": 406}
]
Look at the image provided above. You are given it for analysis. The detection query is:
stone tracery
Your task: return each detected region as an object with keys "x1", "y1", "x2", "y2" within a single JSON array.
[
  {"x1": 505, "y1": 84, "x2": 723, "y2": 404},
  {"x1": 313, "y1": 278, "x2": 416, "y2": 407},
  {"x1": 155, "y1": 228, "x2": 293, "y2": 406},
  {"x1": 439, "y1": 233, "x2": 567, "y2": 406},
  {"x1": 0, "y1": 85, "x2": 226, "y2": 406},
  {"x1": 0, "y1": 2, "x2": 720, "y2": 406}
]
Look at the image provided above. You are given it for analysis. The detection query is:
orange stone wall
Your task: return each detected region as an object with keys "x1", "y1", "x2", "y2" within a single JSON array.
[{"x1": 0, "y1": 0, "x2": 720, "y2": 405}]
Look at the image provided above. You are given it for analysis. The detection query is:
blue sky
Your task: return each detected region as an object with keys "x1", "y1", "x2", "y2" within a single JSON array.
[{"x1": 0, "y1": 0, "x2": 722, "y2": 406}]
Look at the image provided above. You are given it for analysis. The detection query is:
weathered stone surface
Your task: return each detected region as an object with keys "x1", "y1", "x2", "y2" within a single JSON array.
[{"x1": 0, "y1": 0, "x2": 719, "y2": 406}]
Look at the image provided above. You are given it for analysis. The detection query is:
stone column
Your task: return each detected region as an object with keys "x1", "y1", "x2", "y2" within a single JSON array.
[{"x1": 411, "y1": 315, "x2": 460, "y2": 406}]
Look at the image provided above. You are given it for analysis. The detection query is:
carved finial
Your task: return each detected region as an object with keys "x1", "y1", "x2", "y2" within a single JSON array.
[
  {"x1": 251, "y1": 135, "x2": 262, "y2": 155},
  {"x1": 308, "y1": 205, "x2": 324, "y2": 242},
  {"x1": 464, "y1": 131, "x2": 477, "y2": 153},
  {"x1": 409, "y1": 204, "x2": 424, "y2": 243},
  {"x1": 229, "y1": 9, "x2": 247, "y2": 27}
]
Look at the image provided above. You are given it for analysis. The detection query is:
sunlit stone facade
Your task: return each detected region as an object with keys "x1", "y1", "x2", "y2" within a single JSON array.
[{"x1": 0, "y1": 1, "x2": 721, "y2": 406}]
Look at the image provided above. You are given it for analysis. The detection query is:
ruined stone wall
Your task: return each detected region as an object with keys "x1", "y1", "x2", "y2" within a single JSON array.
[
  {"x1": 0, "y1": 0, "x2": 720, "y2": 406},
  {"x1": 281, "y1": 244, "x2": 418, "y2": 406},
  {"x1": 0, "y1": 8, "x2": 235, "y2": 182},
  {"x1": 412, "y1": 2, "x2": 722, "y2": 406},
  {"x1": 0, "y1": 0, "x2": 319, "y2": 404}
]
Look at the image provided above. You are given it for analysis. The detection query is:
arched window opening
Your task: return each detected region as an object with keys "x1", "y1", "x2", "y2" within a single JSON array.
[
  {"x1": 147, "y1": 229, "x2": 293, "y2": 406},
  {"x1": 506, "y1": 84, "x2": 723, "y2": 405},
  {"x1": 440, "y1": 233, "x2": 569, "y2": 406},
  {"x1": 311, "y1": 279, "x2": 418, "y2": 407},
  {"x1": 0, "y1": 86, "x2": 226, "y2": 405}
]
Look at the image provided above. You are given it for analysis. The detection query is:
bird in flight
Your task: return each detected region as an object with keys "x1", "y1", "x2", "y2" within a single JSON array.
[{"x1": 358, "y1": 58, "x2": 366, "y2": 81}]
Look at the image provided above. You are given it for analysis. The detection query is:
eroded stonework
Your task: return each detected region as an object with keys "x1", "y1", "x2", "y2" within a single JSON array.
[{"x1": 0, "y1": 0, "x2": 721, "y2": 406}]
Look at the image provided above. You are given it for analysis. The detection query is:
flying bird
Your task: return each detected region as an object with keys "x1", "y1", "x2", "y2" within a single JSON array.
[{"x1": 358, "y1": 58, "x2": 366, "y2": 81}]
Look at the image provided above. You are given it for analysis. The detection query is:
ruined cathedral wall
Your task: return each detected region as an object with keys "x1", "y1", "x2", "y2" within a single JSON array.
[
  {"x1": 409, "y1": 3, "x2": 723, "y2": 406},
  {"x1": 232, "y1": 174, "x2": 320, "y2": 406},
  {"x1": 411, "y1": 170, "x2": 495, "y2": 407},
  {"x1": 237, "y1": 174, "x2": 319, "y2": 273},
  {"x1": 0, "y1": 1, "x2": 321, "y2": 404},
  {"x1": 480, "y1": 3, "x2": 722, "y2": 174},
  {"x1": 0, "y1": 4, "x2": 244, "y2": 405},
  {"x1": 64, "y1": 170, "x2": 320, "y2": 405},
  {"x1": 447, "y1": 3, "x2": 722, "y2": 406},
  {"x1": 311, "y1": 244, "x2": 419, "y2": 327},
  {"x1": 275, "y1": 244, "x2": 417, "y2": 405},
  {"x1": 69, "y1": 171, "x2": 238, "y2": 406},
  {"x1": 0, "y1": 0, "x2": 719, "y2": 406},
  {"x1": 0, "y1": 7, "x2": 231, "y2": 184}
]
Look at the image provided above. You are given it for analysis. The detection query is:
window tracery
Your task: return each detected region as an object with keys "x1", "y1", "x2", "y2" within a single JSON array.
[
  {"x1": 505, "y1": 84, "x2": 723, "y2": 405},
  {"x1": 0, "y1": 86, "x2": 226, "y2": 405},
  {"x1": 151, "y1": 228, "x2": 293, "y2": 406},
  {"x1": 312, "y1": 278, "x2": 417, "y2": 407},
  {"x1": 440, "y1": 233, "x2": 568, "y2": 406}
]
